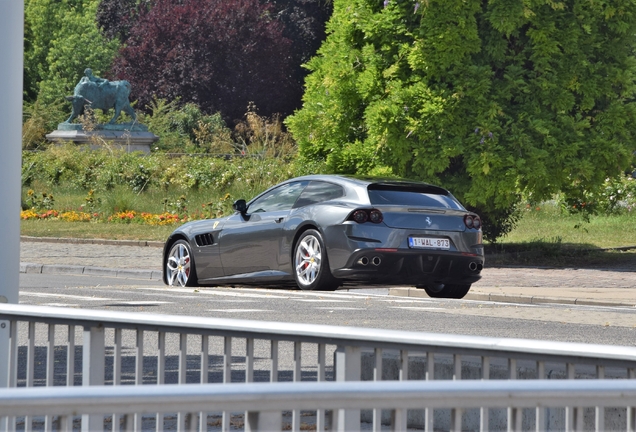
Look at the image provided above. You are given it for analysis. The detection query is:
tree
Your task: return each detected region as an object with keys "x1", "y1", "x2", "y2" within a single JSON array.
[
  {"x1": 262, "y1": 0, "x2": 333, "y2": 105},
  {"x1": 111, "y1": 0, "x2": 298, "y2": 123},
  {"x1": 286, "y1": 0, "x2": 636, "y2": 240},
  {"x1": 24, "y1": 0, "x2": 119, "y2": 107},
  {"x1": 95, "y1": 0, "x2": 143, "y2": 42}
]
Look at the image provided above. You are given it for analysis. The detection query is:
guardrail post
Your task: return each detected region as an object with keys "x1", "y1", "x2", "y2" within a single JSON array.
[
  {"x1": 629, "y1": 368, "x2": 636, "y2": 432},
  {"x1": 245, "y1": 338, "x2": 282, "y2": 432},
  {"x1": 82, "y1": 325, "x2": 105, "y2": 432},
  {"x1": 535, "y1": 361, "x2": 545, "y2": 432},
  {"x1": 480, "y1": 356, "x2": 490, "y2": 432},
  {"x1": 222, "y1": 336, "x2": 232, "y2": 432},
  {"x1": 245, "y1": 411, "x2": 282, "y2": 432},
  {"x1": 334, "y1": 345, "x2": 361, "y2": 432}
]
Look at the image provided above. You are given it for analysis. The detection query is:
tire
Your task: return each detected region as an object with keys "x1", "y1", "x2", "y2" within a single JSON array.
[
  {"x1": 165, "y1": 240, "x2": 198, "y2": 287},
  {"x1": 423, "y1": 283, "x2": 471, "y2": 299},
  {"x1": 293, "y1": 229, "x2": 339, "y2": 291}
]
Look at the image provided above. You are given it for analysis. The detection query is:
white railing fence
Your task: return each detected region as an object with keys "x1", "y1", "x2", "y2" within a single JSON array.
[
  {"x1": 2, "y1": 380, "x2": 636, "y2": 432},
  {"x1": 1, "y1": 304, "x2": 636, "y2": 432}
]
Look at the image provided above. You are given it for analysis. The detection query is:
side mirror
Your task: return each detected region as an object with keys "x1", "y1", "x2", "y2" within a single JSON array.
[{"x1": 232, "y1": 199, "x2": 247, "y2": 214}]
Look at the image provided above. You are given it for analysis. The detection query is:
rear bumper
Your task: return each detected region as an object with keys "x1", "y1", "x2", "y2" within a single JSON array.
[{"x1": 331, "y1": 248, "x2": 483, "y2": 286}]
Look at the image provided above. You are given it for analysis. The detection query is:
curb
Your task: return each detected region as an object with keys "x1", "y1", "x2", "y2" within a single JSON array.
[
  {"x1": 20, "y1": 236, "x2": 164, "y2": 248},
  {"x1": 20, "y1": 262, "x2": 163, "y2": 281},
  {"x1": 388, "y1": 287, "x2": 636, "y2": 308}
]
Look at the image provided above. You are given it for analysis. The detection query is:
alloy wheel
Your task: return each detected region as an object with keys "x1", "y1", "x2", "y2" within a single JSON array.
[
  {"x1": 166, "y1": 242, "x2": 192, "y2": 287},
  {"x1": 295, "y1": 234, "x2": 322, "y2": 287}
]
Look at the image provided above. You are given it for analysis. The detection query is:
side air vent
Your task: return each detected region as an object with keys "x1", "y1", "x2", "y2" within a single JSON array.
[{"x1": 195, "y1": 233, "x2": 214, "y2": 247}]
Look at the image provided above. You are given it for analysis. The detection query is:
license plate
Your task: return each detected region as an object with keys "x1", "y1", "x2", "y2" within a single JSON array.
[{"x1": 408, "y1": 237, "x2": 450, "y2": 250}]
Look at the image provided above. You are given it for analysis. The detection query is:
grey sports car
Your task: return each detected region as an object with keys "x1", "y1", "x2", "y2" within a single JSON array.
[{"x1": 163, "y1": 175, "x2": 484, "y2": 298}]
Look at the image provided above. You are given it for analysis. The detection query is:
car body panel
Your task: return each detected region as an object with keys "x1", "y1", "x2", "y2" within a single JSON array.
[
  {"x1": 163, "y1": 175, "x2": 485, "y2": 289},
  {"x1": 218, "y1": 209, "x2": 290, "y2": 275}
]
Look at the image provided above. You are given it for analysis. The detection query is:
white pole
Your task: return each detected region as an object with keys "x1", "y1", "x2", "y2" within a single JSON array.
[{"x1": 0, "y1": 0, "x2": 24, "y2": 390}]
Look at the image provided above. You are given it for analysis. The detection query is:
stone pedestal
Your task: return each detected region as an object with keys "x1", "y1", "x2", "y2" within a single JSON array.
[{"x1": 46, "y1": 123, "x2": 159, "y2": 154}]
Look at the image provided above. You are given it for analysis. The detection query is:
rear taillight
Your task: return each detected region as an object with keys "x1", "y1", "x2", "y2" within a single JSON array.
[
  {"x1": 352, "y1": 210, "x2": 368, "y2": 223},
  {"x1": 348, "y1": 209, "x2": 384, "y2": 224},
  {"x1": 473, "y1": 216, "x2": 482, "y2": 229},
  {"x1": 464, "y1": 214, "x2": 482, "y2": 230},
  {"x1": 369, "y1": 209, "x2": 384, "y2": 224}
]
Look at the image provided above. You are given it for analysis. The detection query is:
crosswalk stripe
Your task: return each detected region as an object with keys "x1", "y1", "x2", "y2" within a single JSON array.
[
  {"x1": 290, "y1": 299, "x2": 354, "y2": 303},
  {"x1": 207, "y1": 309, "x2": 272, "y2": 313},
  {"x1": 141, "y1": 287, "x2": 295, "y2": 299},
  {"x1": 41, "y1": 303, "x2": 80, "y2": 307},
  {"x1": 112, "y1": 301, "x2": 172, "y2": 305},
  {"x1": 20, "y1": 292, "x2": 117, "y2": 301}
]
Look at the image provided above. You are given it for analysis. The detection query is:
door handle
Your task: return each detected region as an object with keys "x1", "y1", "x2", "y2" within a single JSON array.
[{"x1": 275, "y1": 217, "x2": 284, "y2": 223}]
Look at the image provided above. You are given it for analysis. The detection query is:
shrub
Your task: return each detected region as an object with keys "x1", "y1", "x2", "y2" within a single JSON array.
[
  {"x1": 21, "y1": 146, "x2": 328, "y2": 216},
  {"x1": 560, "y1": 173, "x2": 636, "y2": 216},
  {"x1": 22, "y1": 100, "x2": 67, "y2": 150},
  {"x1": 101, "y1": 187, "x2": 139, "y2": 214},
  {"x1": 139, "y1": 98, "x2": 235, "y2": 154},
  {"x1": 234, "y1": 103, "x2": 297, "y2": 160}
]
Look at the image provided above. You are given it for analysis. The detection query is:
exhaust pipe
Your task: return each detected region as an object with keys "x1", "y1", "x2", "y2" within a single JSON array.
[
  {"x1": 358, "y1": 256, "x2": 369, "y2": 266},
  {"x1": 371, "y1": 256, "x2": 382, "y2": 266},
  {"x1": 477, "y1": 263, "x2": 483, "y2": 271},
  {"x1": 469, "y1": 262, "x2": 478, "y2": 271}
]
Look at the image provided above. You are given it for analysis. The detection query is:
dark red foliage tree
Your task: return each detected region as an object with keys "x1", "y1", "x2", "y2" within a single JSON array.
[
  {"x1": 96, "y1": 0, "x2": 138, "y2": 42},
  {"x1": 263, "y1": 0, "x2": 332, "y2": 94},
  {"x1": 110, "y1": 0, "x2": 298, "y2": 123}
]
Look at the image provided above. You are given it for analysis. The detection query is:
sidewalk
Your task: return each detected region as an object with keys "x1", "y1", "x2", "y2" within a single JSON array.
[{"x1": 20, "y1": 236, "x2": 636, "y2": 308}]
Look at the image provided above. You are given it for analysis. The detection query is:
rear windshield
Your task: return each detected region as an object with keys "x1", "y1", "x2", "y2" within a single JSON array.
[{"x1": 367, "y1": 186, "x2": 464, "y2": 210}]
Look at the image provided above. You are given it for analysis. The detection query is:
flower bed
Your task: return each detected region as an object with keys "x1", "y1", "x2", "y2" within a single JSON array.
[{"x1": 21, "y1": 209, "x2": 198, "y2": 226}]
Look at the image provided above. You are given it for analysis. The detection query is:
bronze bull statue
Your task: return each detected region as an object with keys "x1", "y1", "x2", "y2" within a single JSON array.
[{"x1": 64, "y1": 69, "x2": 137, "y2": 124}]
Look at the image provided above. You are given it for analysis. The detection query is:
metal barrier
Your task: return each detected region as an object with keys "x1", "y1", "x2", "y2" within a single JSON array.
[
  {"x1": 2, "y1": 380, "x2": 636, "y2": 431},
  {"x1": 1, "y1": 303, "x2": 636, "y2": 431}
]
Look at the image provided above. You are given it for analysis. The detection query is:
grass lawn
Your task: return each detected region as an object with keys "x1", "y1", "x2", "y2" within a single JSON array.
[
  {"x1": 21, "y1": 219, "x2": 175, "y2": 241},
  {"x1": 499, "y1": 205, "x2": 636, "y2": 248},
  {"x1": 486, "y1": 205, "x2": 636, "y2": 268}
]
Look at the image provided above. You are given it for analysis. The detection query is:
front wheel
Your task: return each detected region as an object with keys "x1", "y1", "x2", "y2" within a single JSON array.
[
  {"x1": 165, "y1": 240, "x2": 198, "y2": 287},
  {"x1": 422, "y1": 283, "x2": 471, "y2": 299},
  {"x1": 293, "y1": 229, "x2": 339, "y2": 291}
]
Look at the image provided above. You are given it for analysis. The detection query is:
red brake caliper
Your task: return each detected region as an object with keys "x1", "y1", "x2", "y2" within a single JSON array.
[{"x1": 303, "y1": 247, "x2": 309, "y2": 270}]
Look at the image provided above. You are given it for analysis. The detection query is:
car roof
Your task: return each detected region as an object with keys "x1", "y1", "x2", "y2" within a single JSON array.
[
  {"x1": 247, "y1": 174, "x2": 454, "y2": 207},
  {"x1": 289, "y1": 174, "x2": 451, "y2": 194}
]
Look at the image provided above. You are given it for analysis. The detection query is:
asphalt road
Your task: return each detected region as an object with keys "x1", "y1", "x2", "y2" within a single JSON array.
[{"x1": 19, "y1": 272, "x2": 636, "y2": 346}]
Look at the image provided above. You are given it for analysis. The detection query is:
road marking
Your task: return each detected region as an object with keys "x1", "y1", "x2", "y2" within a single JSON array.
[
  {"x1": 113, "y1": 301, "x2": 172, "y2": 305},
  {"x1": 20, "y1": 292, "x2": 117, "y2": 301},
  {"x1": 314, "y1": 307, "x2": 367, "y2": 311},
  {"x1": 390, "y1": 306, "x2": 444, "y2": 311},
  {"x1": 235, "y1": 287, "x2": 379, "y2": 300},
  {"x1": 381, "y1": 299, "x2": 437, "y2": 304},
  {"x1": 41, "y1": 303, "x2": 80, "y2": 307},
  {"x1": 207, "y1": 309, "x2": 272, "y2": 313},
  {"x1": 141, "y1": 287, "x2": 294, "y2": 299},
  {"x1": 205, "y1": 299, "x2": 260, "y2": 303},
  {"x1": 290, "y1": 299, "x2": 355, "y2": 303}
]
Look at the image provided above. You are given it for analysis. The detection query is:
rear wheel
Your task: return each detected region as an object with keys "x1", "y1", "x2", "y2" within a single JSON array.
[
  {"x1": 165, "y1": 240, "x2": 198, "y2": 287},
  {"x1": 294, "y1": 229, "x2": 339, "y2": 291},
  {"x1": 422, "y1": 283, "x2": 471, "y2": 299}
]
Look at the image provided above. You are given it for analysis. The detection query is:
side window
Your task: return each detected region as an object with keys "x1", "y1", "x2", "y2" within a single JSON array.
[
  {"x1": 293, "y1": 181, "x2": 344, "y2": 208},
  {"x1": 248, "y1": 181, "x2": 308, "y2": 213}
]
